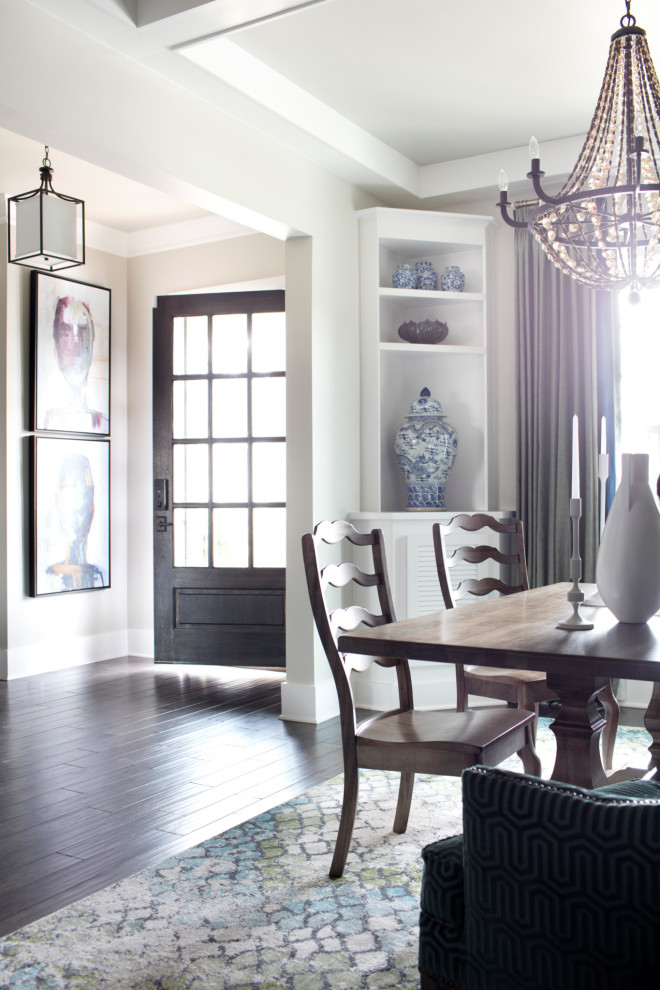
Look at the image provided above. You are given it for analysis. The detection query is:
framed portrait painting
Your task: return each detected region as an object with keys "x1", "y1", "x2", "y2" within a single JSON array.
[
  {"x1": 31, "y1": 270, "x2": 111, "y2": 435},
  {"x1": 30, "y1": 436, "x2": 110, "y2": 596}
]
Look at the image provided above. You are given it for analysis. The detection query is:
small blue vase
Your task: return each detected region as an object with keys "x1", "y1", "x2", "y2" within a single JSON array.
[
  {"x1": 441, "y1": 265, "x2": 465, "y2": 292},
  {"x1": 394, "y1": 387, "x2": 458, "y2": 509},
  {"x1": 392, "y1": 264, "x2": 416, "y2": 289},
  {"x1": 414, "y1": 260, "x2": 438, "y2": 290}
]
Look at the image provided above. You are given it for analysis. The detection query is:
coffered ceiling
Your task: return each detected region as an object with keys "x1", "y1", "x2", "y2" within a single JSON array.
[{"x1": 6, "y1": 0, "x2": 660, "y2": 237}]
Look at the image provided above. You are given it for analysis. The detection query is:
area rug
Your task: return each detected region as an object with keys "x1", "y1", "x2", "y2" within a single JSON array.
[{"x1": 0, "y1": 721, "x2": 652, "y2": 990}]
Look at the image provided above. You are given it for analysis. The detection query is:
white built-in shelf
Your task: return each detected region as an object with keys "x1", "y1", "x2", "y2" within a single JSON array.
[
  {"x1": 358, "y1": 207, "x2": 495, "y2": 515},
  {"x1": 378, "y1": 288, "x2": 485, "y2": 303},
  {"x1": 379, "y1": 342, "x2": 486, "y2": 356}
]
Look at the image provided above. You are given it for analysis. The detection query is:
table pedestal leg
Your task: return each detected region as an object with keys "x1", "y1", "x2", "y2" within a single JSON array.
[
  {"x1": 644, "y1": 682, "x2": 660, "y2": 778},
  {"x1": 546, "y1": 672, "x2": 608, "y2": 788}
]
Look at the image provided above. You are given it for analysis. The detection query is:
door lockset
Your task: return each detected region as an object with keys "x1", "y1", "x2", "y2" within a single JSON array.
[
  {"x1": 156, "y1": 515, "x2": 173, "y2": 532},
  {"x1": 154, "y1": 478, "x2": 169, "y2": 511}
]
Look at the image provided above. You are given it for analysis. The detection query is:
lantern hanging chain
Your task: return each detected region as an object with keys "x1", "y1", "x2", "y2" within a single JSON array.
[
  {"x1": 622, "y1": 1, "x2": 636, "y2": 30},
  {"x1": 39, "y1": 145, "x2": 54, "y2": 192}
]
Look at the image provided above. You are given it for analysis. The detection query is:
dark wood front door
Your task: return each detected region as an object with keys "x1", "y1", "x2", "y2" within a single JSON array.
[{"x1": 153, "y1": 290, "x2": 286, "y2": 666}]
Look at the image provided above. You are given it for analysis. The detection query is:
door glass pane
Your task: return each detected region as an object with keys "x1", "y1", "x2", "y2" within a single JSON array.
[
  {"x1": 252, "y1": 312, "x2": 286, "y2": 372},
  {"x1": 213, "y1": 508, "x2": 248, "y2": 567},
  {"x1": 173, "y1": 444, "x2": 208, "y2": 503},
  {"x1": 173, "y1": 508, "x2": 208, "y2": 567},
  {"x1": 253, "y1": 442, "x2": 286, "y2": 502},
  {"x1": 213, "y1": 443, "x2": 248, "y2": 502},
  {"x1": 212, "y1": 379, "x2": 247, "y2": 438},
  {"x1": 253, "y1": 508, "x2": 286, "y2": 567},
  {"x1": 212, "y1": 314, "x2": 248, "y2": 373},
  {"x1": 173, "y1": 316, "x2": 208, "y2": 375},
  {"x1": 252, "y1": 378, "x2": 285, "y2": 437},
  {"x1": 173, "y1": 380, "x2": 208, "y2": 439}
]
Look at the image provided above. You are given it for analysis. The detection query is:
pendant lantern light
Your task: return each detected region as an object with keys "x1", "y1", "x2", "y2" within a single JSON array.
[{"x1": 7, "y1": 146, "x2": 85, "y2": 271}]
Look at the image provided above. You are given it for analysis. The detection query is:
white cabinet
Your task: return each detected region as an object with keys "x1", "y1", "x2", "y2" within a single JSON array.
[{"x1": 357, "y1": 207, "x2": 495, "y2": 513}]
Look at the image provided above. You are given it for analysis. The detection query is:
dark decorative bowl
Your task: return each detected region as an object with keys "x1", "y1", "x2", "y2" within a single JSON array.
[{"x1": 397, "y1": 318, "x2": 449, "y2": 345}]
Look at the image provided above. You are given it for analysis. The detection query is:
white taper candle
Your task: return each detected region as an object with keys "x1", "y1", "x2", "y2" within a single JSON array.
[{"x1": 571, "y1": 415, "x2": 580, "y2": 498}]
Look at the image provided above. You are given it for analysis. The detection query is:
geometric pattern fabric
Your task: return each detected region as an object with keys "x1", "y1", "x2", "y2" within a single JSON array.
[{"x1": 420, "y1": 765, "x2": 660, "y2": 990}]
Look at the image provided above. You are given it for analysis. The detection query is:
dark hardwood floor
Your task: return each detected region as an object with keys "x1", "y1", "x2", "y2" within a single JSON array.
[
  {"x1": 0, "y1": 657, "x2": 344, "y2": 938},
  {"x1": 0, "y1": 658, "x2": 643, "y2": 940}
]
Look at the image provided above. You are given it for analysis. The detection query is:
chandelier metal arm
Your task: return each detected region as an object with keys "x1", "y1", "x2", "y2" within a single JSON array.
[
  {"x1": 528, "y1": 159, "x2": 564, "y2": 206},
  {"x1": 497, "y1": 192, "x2": 528, "y2": 229}
]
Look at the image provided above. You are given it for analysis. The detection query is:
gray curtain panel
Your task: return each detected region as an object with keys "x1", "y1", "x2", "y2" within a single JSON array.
[{"x1": 514, "y1": 207, "x2": 619, "y2": 587}]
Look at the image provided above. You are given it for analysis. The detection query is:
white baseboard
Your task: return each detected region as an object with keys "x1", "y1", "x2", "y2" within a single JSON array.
[
  {"x1": 280, "y1": 677, "x2": 339, "y2": 724},
  {"x1": 127, "y1": 628, "x2": 155, "y2": 658},
  {"x1": 351, "y1": 661, "x2": 457, "y2": 712},
  {"x1": 3, "y1": 630, "x2": 129, "y2": 680}
]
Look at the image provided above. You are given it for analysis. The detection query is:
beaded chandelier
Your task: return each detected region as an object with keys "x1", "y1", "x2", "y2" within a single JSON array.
[{"x1": 498, "y1": 2, "x2": 660, "y2": 293}]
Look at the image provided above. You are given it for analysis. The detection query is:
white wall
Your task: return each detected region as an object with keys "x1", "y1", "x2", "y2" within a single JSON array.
[
  {"x1": 431, "y1": 193, "x2": 518, "y2": 510},
  {"x1": 1, "y1": 247, "x2": 129, "y2": 678},
  {"x1": 0, "y1": 0, "x2": 380, "y2": 720}
]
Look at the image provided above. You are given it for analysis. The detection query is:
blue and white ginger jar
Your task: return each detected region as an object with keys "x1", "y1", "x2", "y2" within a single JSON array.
[
  {"x1": 441, "y1": 265, "x2": 465, "y2": 292},
  {"x1": 414, "y1": 260, "x2": 438, "y2": 290},
  {"x1": 394, "y1": 387, "x2": 458, "y2": 509},
  {"x1": 392, "y1": 264, "x2": 416, "y2": 289}
]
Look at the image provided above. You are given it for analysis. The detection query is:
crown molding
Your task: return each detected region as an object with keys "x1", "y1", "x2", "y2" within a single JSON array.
[{"x1": 86, "y1": 213, "x2": 254, "y2": 258}]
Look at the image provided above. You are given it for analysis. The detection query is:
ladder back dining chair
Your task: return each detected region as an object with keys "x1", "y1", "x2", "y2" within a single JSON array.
[
  {"x1": 432, "y1": 513, "x2": 619, "y2": 767},
  {"x1": 302, "y1": 519, "x2": 540, "y2": 878}
]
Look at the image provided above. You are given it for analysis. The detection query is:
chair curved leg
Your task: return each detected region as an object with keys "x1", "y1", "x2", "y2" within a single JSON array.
[
  {"x1": 514, "y1": 686, "x2": 540, "y2": 744},
  {"x1": 515, "y1": 686, "x2": 541, "y2": 772},
  {"x1": 393, "y1": 771, "x2": 415, "y2": 834},
  {"x1": 518, "y1": 723, "x2": 542, "y2": 776},
  {"x1": 599, "y1": 680, "x2": 620, "y2": 771},
  {"x1": 330, "y1": 763, "x2": 359, "y2": 879}
]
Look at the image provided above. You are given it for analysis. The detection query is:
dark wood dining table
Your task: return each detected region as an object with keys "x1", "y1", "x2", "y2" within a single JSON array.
[{"x1": 338, "y1": 582, "x2": 660, "y2": 789}]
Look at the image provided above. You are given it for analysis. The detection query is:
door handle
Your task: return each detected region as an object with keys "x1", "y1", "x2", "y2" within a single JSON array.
[{"x1": 156, "y1": 515, "x2": 173, "y2": 532}]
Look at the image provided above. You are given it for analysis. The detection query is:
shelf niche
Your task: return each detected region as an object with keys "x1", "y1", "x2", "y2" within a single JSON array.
[{"x1": 358, "y1": 207, "x2": 495, "y2": 514}]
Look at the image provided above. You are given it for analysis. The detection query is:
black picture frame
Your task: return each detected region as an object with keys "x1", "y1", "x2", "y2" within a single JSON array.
[
  {"x1": 30, "y1": 436, "x2": 111, "y2": 596},
  {"x1": 31, "y1": 270, "x2": 111, "y2": 435}
]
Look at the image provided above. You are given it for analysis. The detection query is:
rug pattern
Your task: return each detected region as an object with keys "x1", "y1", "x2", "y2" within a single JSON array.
[{"x1": 0, "y1": 721, "x2": 652, "y2": 990}]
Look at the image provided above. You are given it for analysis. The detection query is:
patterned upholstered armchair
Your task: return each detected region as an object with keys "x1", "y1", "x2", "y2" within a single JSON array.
[{"x1": 419, "y1": 765, "x2": 660, "y2": 990}]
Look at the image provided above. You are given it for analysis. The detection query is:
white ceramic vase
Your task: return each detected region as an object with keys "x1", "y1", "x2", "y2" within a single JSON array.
[{"x1": 595, "y1": 452, "x2": 660, "y2": 623}]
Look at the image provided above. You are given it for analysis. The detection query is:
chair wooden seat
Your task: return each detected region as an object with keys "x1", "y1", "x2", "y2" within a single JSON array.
[
  {"x1": 302, "y1": 519, "x2": 540, "y2": 878},
  {"x1": 357, "y1": 708, "x2": 539, "y2": 774},
  {"x1": 432, "y1": 513, "x2": 619, "y2": 768},
  {"x1": 460, "y1": 665, "x2": 553, "y2": 688}
]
